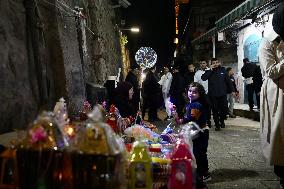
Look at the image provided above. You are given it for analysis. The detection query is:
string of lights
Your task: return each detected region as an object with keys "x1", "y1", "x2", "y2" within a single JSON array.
[{"x1": 41, "y1": 0, "x2": 73, "y2": 17}]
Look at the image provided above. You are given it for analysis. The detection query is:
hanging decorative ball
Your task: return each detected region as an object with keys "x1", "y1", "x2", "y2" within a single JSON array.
[{"x1": 135, "y1": 47, "x2": 157, "y2": 69}]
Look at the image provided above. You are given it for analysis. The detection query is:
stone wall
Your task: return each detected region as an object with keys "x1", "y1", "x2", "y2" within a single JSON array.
[
  {"x1": 84, "y1": 0, "x2": 122, "y2": 85},
  {"x1": 0, "y1": 0, "x2": 39, "y2": 133},
  {"x1": 0, "y1": 0, "x2": 122, "y2": 133}
]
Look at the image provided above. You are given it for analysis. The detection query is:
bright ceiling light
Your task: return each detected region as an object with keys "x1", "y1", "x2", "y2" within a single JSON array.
[
  {"x1": 174, "y1": 37, "x2": 179, "y2": 44},
  {"x1": 130, "y1": 27, "x2": 140, "y2": 33}
]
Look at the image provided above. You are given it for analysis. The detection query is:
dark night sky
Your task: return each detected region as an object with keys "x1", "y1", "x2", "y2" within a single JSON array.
[{"x1": 122, "y1": 0, "x2": 176, "y2": 69}]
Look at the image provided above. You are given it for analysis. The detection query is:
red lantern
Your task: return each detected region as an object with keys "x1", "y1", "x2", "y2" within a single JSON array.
[{"x1": 168, "y1": 141, "x2": 194, "y2": 189}]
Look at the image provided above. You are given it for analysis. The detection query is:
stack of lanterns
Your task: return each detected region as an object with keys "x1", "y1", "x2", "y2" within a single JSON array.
[
  {"x1": 14, "y1": 99, "x2": 128, "y2": 189},
  {"x1": 0, "y1": 97, "x2": 204, "y2": 189}
]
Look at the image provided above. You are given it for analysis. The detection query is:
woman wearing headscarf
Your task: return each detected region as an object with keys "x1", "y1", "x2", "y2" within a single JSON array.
[
  {"x1": 259, "y1": 3, "x2": 284, "y2": 188},
  {"x1": 113, "y1": 81, "x2": 135, "y2": 118},
  {"x1": 125, "y1": 63, "x2": 141, "y2": 113}
]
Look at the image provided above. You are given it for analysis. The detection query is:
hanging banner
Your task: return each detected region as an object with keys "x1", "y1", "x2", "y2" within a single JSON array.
[{"x1": 218, "y1": 32, "x2": 225, "y2": 41}]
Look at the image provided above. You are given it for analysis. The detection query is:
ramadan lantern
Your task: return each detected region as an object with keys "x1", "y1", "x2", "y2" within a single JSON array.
[
  {"x1": 128, "y1": 140, "x2": 152, "y2": 189},
  {"x1": 168, "y1": 139, "x2": 194, "y2": 189},
  {"x1": 16, "y1": 111, "x2": 73, "y2": 189},
  {"x1": 71, "y1": 105, "x2": 127, "y2": 189}
]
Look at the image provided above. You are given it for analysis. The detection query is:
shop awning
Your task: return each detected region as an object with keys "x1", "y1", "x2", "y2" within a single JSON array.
[
  {"x1": 191, "y1": 27, "x2": 217, "y2": 45},
  {"x1": 191, "y1": 0, "x2": 279, "y2": 45},
  {"x1": 216, "y1": 0, "x2": 274, "y2": 31}
]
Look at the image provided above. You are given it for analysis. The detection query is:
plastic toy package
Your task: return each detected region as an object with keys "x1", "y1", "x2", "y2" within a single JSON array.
[
  {"x1": 124, "y1": 124, "x2": 160, "y2": 142},
  {"x1": 71, "y1": 105, "x2": 127, "y2": 189},
  {"x1": 159, "y1": 122, "x2": 177, "y2": 144},
  {"x1": 179, "y1": 121, "x2": 204, "y2": 147},
  {"x1": 167, "y1": 121, "x2": 202, "y2": 189},
  {"x1": 20, "y1": 111, "x2": 66, "y2": 150}
]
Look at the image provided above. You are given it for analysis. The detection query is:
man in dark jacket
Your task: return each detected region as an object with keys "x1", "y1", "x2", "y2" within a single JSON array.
[
  {"x1": 241, "y1": 58, "x2": 262, "y2": 110},
  {"x1": 125, "y1": 63, "x2": 141, "y2": 113},
  {"x1": 143, "y1": 66, "x2": 161, "y2": 122},
  {"x1": 184, "y1": 63, "x2": 196, "y2": 88},
  {"x1": 202, "y1": 58, "x2": 234, "y2": 131},
  {"x1": 169, "y1": 64, "x2": 185, "y2": 117}
]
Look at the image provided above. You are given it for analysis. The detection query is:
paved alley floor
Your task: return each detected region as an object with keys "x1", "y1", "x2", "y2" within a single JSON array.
[{"x1": 206, "y1": 118, "x2": 279, "y2": 189}]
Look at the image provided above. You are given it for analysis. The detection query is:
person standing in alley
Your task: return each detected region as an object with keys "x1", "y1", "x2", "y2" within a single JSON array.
[
  {"x1": 253, "y1": 62, "x2": 263, "y2": 110},
  {"x1": 201, "y1": 58, "x2": 234, "y2": 131},
  {"x1": 226, "y1": 67, "x2": 239, "y2": 118},
  {"x1": 169, "y1": 64, "x2": 185, "y2": 118},
  {"x1": 183, "y1": 63, "x2": 196, "y2": 104},
  {"x1": 195, "y1": 59, "x2": 211, "y2": 127},
  {"x1": 184, "y1": 63, "x2": 196, "y2": 89},
  {"x1": 158, "y1": 65, "x2": 173, "y2": 120},
  {"x1": 113, "y1": 81, "x2": 135, "y2": 118},
  {"x1": 125, "y1": 63, "x2": 141, "y2": 113},
  {"x1": 259, "y1": 3, "x2": 284, "y2": 189},
  {"x1": 143, "y1": 66, "x2": 161, "y2": 122},
  {"x1": 241, "y1": 58, "x2": 262, "y2": 111}
]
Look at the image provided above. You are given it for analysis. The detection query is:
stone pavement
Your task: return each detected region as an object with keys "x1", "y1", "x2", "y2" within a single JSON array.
[
  {"x1": 206, "y1": 117, "x2": 279, "y2": 189},
  {"x1": 0, "y1": 111, "x2": 281, "y2": 189}
]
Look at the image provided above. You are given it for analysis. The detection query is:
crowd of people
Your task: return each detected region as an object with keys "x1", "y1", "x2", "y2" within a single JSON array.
[
  {"x1": 131, "y1": 58, "x2": 243, "y2": 130},
  {"x1": 117, "y1": 55, "x2": 265, "y2": 125}
]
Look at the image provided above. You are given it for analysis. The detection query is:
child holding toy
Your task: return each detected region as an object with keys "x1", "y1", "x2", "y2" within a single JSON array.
[{"x1": 175, "y1": 82, "x2": 211, "y2": 189}]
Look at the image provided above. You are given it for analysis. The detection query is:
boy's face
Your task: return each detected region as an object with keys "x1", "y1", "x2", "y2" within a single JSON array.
[
  {"x1": 164, "y1": 67, "x2": 169, "y2": 74},
  {"x1": 211, "y1": 60, "x2": 220, "y2": 68},
  {"x1": 229, "y1": 69, "x2": 234, "y2": 76},
  {"x1": 188, "y1": 64, "x2": 195, "y2": 72},
  {"x1": 188, "y1": 87, "x2": 199, "y2": 102},
  {"x1": 199, "y1": 61, "x2": 207, "y2": 70}
]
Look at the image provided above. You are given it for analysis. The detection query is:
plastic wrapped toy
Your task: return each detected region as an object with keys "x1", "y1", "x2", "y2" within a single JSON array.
[
  {"x1": 179, "y1": 121, "x2": 203, "y2": 147},
  {"x1": 16, "y1": 111, "x2": 72, "y2": 189},
  {"x1": 124, "y1": 124, "x2": 159, "y2": 142},
  {"x1": 168, "y1": 139, "x2": 195, "y2": 189},
  {"x1": 78, "y1": 100, "x2": 92, "y2": 121},
  {"x1": 20, "y1": 111, "x2": 66, "y2": 150},
  {"x1": 106, "y1": 104, "x2": 119, "y2": 133},
  {"x1": 159, "y1": 122, "x2": 176, "y2": 144},
  {"x1": 72, "y1": 105, "x2": 127, "y2": 189}
]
